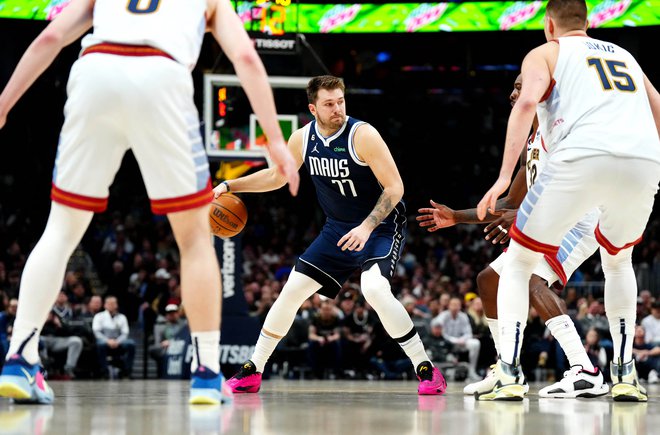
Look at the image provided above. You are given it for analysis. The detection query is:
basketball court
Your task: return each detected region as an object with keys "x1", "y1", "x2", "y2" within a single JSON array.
[{"x1": 1, "y1": 380, "x2": 658, "y2": 434}]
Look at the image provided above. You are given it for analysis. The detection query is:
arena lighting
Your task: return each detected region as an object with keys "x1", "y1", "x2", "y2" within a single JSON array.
[
  {"x1": 376, "y1": 51, "x2": 392, "y2": 63},
  {"x1": 3, "y1": 1, "x2": 660, "y2": 32},
  {"x1": 401, "y1": 65, "x2": 435, "y2": 72},
  {"x1": 475, "y1": 64, "x2": 520, "y2": 71},
  {"x1": 346, "y1": 88, "x2": 385, "y2": 95}
]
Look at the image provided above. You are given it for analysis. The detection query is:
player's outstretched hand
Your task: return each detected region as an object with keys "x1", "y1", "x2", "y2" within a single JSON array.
[
  {"x1": 0, "y1": 113, "x2": 6, "y2": 129},
  {"x1": 269, "y1": 141, "x2": 300, "y2": 196},
  {"x1": 484, "y1": 209, "x2": 516, "y2": 244},
  {"x1": 417, "y1": 200, "x2": 456, "y2": 232},
  {"x1": 338, "y1": 223, "x2": 372, "y2": 252},
  {"x1": 477, "y1": 177, "x2": 510, "y2": 220}
]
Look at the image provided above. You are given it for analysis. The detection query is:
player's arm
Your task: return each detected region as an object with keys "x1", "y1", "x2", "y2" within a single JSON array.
[
  {"x1": 337, "y1": 125, "x2": 403, "y2": 252},
  {"x1": 357, "y1": 125, "x2": 404, "y2": 228},
  {"x1": 214, "y1": 128, "x2": 304, "y2": 196},
  {"x1": 418, "y1": 166, "x2": 526, "y2": 231},
  {"x1": 207, "y1": 0, "x2": 299, "y2": 195},
  {"x1": 477, "y1": 45, "x2": 553, "y2": 219},
  {"x1": 0, "y1": 0, "x2": 94, "y2": 128},
  {"x1": 643, "y1": 74, "x2": 660, "y2": 138}
]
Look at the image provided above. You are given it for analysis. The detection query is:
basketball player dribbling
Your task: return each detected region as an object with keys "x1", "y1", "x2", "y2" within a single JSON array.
[
  {"x1": 215, "y1": 76, "x2": 446, "y2": 396},
  {"x1": 477, "y1": 0, "x2": 660, "y2": 401},
  {"x1": 418, "y1": 74, "x2": 608, "y2": 399},
  {"x1": 0, "y1": 0, "x2": 299, "y2": 405}
]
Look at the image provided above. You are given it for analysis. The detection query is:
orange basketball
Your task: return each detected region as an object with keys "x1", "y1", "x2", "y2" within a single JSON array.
[{"x1": 209, "y1": 194, "x2": 247, "y2": 238}]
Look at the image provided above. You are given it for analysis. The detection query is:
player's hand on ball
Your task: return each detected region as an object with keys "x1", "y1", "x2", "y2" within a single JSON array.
[
  {"x1": 338, "y1": 224, "x2": 371, "y2": 252},
  {"x1": 212, "y1": 182, "x2": 228, "y2": 199},
  {"x1": 484, "y1": 209, "x2": 516, "y2": 244},
  {"x1": 417, "y1": 200, "x2": 456, "y2": 231},
  {"x1": 477, "y1": 177, "x2": 510, "y2": 220},
  {"x1": 269, "y1": 141, "x2": 300, "y2": 197}
]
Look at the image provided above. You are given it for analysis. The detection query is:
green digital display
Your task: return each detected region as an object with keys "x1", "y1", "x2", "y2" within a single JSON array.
[
  {"x1": 2, "y1": 1, "x2": 659, "y2": 33},
  {"x1": 302, "y1": 1, "x2": 659, "y2": 32},
  {"x1": 236, "y1": 1, "x2": 660, "y2": 33},
  {"x1": 0, "y1": 0, "x2": 62, "y2": 20}
]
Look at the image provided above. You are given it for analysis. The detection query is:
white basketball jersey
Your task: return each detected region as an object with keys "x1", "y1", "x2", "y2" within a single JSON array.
[
  {"x1": 81, "y1": 0, "x2": 207, "y2": 70},
  {"x1": 525, "y1": 127, "x2": 547, "y2": 190},
  {"x1": 537, "y1": 36, "x2": 660, "y2": 164}
]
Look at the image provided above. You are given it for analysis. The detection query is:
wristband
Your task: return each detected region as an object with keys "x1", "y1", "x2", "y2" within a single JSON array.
[{"x1": 222, "y1": 180, "x2": 231, "y2": 192}]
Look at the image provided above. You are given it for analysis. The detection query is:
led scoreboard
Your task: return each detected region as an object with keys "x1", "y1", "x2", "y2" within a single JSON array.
[
  {"x1": 235, "y1": 0, "x2": 299, "y2": 54},
  {"x1": 204, "y1": 75, "x2": 311, "y2": 160},
  {"x1": 3, "y1": 2, "x2": 660, "y2": 31},
  {"x1": 237, "y1": 0, "x2": 292, "y2": 35}
]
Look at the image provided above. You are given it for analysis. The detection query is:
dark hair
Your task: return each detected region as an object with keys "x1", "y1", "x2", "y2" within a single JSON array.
[
  {"x1": 306, "y1": 75, "x2": 345, "y2": 104},
  {"x1": 546, "y1": 0, "x2": 588, "y2": 30}
]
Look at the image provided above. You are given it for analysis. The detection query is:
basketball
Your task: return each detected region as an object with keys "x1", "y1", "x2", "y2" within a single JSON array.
[{"x1": 209, "y1": 194, "x2": 247, "y2": 239}]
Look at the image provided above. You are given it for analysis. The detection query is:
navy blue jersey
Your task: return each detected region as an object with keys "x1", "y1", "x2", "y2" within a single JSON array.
[{"x1": 301, "y1": 116, "x2": 403, "y2": 224}]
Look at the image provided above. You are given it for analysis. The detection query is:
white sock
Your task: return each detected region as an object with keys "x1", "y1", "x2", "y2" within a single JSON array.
[
  {"x1": 498, "y1": 241, "x2": 541, "y2": 365},
  {"x1": 251, "y1": 331, "x2": 281, "y2": 373},
  {"x1": 361, "y1": 265, "x2": 413, "y2": 338},
  {"x1": 546, "y1": 314, "x2": 594, "y2": 371},
  {"x1": 250, "y1": 270, "x2": 320, "y2": 372},
  {"x1": 7, "y1": 203, "x2": 93, "y2": 364},
  {"x1": 398, "y1": 331, "x2": 430, "y2": 369},
  {"x1": 192, "y1": 331, "x2": 220, "y2": 373},
  {"x1": 608, "y1": 317, "x2": 635, "y2": 365},
  {"x1": 486, "y1": 317, "x2": 500, "y2": 357},
  {"x1": 602, "y1": 247, "x2": 637, "y2": 364},
  {"x1": 361, "y1": 265, "x2": 430, "y2": 366}
]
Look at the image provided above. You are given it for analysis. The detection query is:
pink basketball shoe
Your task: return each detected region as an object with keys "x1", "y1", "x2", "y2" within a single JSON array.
[
  {"x1": 226, "y1": 360, "x2": 262, "y2": 394},
  {"x1": 417, "y1": 362, "x2": 447, "y2": 395}
]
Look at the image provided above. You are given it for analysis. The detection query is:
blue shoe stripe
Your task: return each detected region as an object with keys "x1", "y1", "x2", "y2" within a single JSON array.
[{"x1": 191, "y1": 367, "x2": 223, "y2": 390}]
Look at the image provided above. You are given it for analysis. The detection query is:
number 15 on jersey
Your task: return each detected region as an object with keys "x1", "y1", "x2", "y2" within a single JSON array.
[{"x1": 587, "y1": 57, "x2": 636, "y2": 92}]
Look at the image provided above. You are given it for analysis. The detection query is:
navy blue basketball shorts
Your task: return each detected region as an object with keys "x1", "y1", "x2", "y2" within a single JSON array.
[{"x1": 296, "y1": 215, "x2": 406, "y2": 298}]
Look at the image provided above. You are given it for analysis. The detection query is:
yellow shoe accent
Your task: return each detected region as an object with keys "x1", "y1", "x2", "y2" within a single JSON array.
[
  {"x1": 612, "y1": 383, "x2": 647, "y2": 402},
  {"x1": 0, "y1": 382, "x2": 32, "y2": 400},
  {"x1": 476, "y1": 383, "x2": 526, "y2": 401},
  {"x1": 189, "y1": 396, "x2": 222, "y2": 405}
]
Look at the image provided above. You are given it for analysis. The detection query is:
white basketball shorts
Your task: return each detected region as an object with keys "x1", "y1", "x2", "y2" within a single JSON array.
[
  {"x1": 510, "y1": 154, "x2": 659, "y2": 257},
  {"x1": 490, "y1": 209, "x2": 600, "y2": 288},
  {"x1": 51, "y1": 47, "x2": 211, "y2": 214}
]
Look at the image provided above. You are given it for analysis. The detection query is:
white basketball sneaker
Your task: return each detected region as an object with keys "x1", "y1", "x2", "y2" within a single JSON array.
[
  {"x1": 464, "y1": 363, "x2": 529, "y2": 395},
  {"x1": 475, "y1": 360, "x2": 527, "y2": 401},
  {"x1": 539, "y1": 365, "x2": 609, "y2": 398},
  {"x1": 611, "y1": 360, "x2": 647, "y2": 402}
]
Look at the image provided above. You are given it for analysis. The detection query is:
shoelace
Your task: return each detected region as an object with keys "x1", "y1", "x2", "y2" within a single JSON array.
[
  {"x1": 485, "y1": 364, "x2": 496, "y2": 378},
  {"x1": 562, "y1": 366, "x2": 584, "y2": 379}
]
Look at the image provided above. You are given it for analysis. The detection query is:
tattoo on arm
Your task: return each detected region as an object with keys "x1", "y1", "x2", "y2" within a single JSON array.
[{"x1": 365, "y1": 192, "x2": 394, "y2": 228}]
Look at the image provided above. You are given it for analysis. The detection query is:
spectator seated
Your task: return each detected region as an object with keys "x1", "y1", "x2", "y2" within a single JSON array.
[{"x1": 272, "y1": 315, "x2": 311, "y2": 379}]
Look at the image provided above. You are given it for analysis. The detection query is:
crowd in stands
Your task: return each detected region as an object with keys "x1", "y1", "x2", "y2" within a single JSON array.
[{"x1": 1, "y1": 184, "x2": 660, "y2": 381}]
